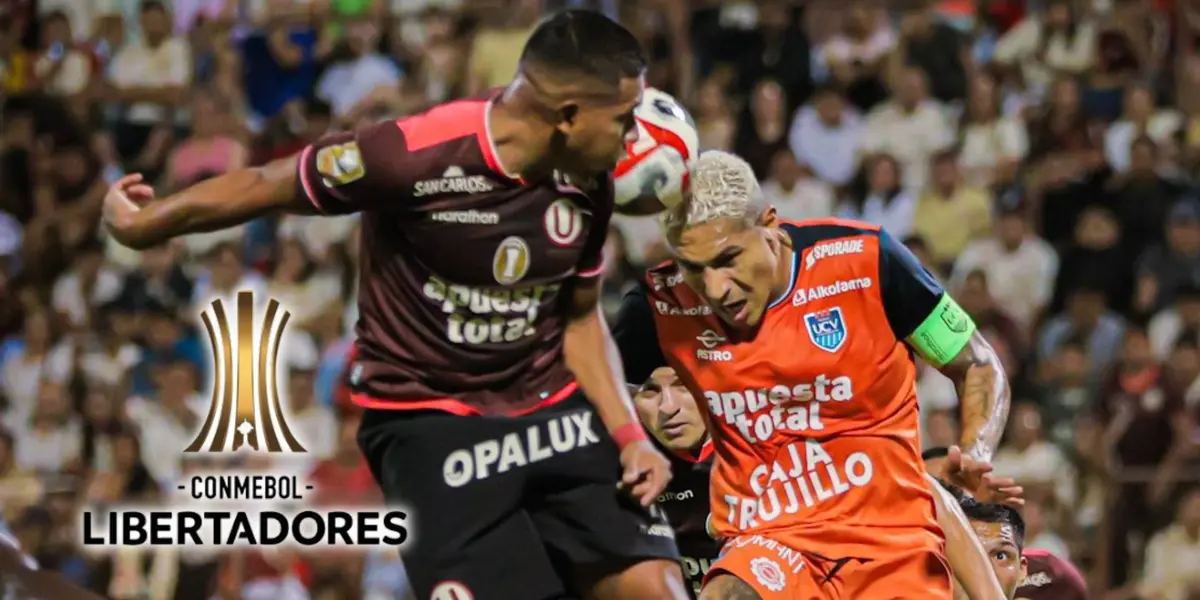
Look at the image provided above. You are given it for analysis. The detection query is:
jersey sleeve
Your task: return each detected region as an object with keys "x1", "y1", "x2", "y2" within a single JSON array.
[
  {"x1": 610, "y1": 281, "x2": 668, "y2": 385},
  {"x1": 878, "y1": 229, "x2": 977, "y2": 367},
  {"x1": 575, "y1": 184, "x2": 617, "y2": 279},
  {"x1": 296, "y1": 120, "x2": 413, "y2": 215}
]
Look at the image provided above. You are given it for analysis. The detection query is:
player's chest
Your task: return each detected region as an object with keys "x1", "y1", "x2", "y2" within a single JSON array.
[{"x1": 404, "y1": 184, "x2": 602, "y2": 287}]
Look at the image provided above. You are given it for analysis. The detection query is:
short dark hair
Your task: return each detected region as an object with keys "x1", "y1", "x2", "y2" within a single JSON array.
[
  {"x1": 931, "y1": 477, "x2": 967, "y2": 502},
  {"x1": 959, "y1": 499, "x2": 1026, "y2": 550},
  {"x1": 141, "y1": 0, "x2": 167, "y2": 14},
  {"x1": 921, "y1": 446, "x2": 950, "y2": 461},
  {"x1": 521, "y1": 10, "x2": 645, "y2": 85}
]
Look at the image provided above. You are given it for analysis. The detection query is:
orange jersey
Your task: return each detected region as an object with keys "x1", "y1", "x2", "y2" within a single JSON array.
[{"x1": 614, "y1": 219, "x2": 974, "y2": 561}]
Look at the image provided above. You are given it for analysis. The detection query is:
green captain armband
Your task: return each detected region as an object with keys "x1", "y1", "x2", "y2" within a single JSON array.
[{"x1": 906, "y1": 294, "x2": 976, "y2": 368}]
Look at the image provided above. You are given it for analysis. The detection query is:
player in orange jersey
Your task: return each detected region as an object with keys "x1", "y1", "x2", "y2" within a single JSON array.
[{"x1": 613, "y1": 151, "x2": 1012, "y2": 599}]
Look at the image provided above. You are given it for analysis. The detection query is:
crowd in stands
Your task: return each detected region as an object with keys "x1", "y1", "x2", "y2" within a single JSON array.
[{"x1": 2, "y1": 0, "x2": 1200, "y2": 597}]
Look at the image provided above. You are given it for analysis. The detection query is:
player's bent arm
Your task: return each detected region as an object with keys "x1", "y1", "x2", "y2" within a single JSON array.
[
  {"x1": 105, "y1": 156, "x2": 314, "y2": 249},
  {"x1": 927, "y1": 474, "x2": 1006, "y2": 600},
  {"x1": 876, "y1": 230, "x2": 1010, "y2": 462},
  {"x1": 937, "y1": 333, "x2": 1010, "y2": 462}
]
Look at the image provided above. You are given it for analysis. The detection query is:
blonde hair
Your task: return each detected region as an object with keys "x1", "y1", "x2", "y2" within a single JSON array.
[{"x1": 659, "y1": 150, "x2": 764, "y2": 243}]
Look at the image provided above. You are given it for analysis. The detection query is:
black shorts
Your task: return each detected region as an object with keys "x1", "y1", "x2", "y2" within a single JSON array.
[{"x1": 357, "y1": 391, "x2": 680, "y2": 600}]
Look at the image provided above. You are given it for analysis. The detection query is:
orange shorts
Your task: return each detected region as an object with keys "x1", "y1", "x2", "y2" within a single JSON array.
[{"x1": 704, "y1": 533, "x2": 952, "y2": 600}]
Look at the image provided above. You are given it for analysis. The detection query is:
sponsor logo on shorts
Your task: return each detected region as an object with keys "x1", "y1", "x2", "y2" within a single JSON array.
[
  {"x1": 804, "y1": 307, "x2": 848, "y2": 353},
  {"x1": 657, "y1": 489, "x2": 695, "y2": 503},
  {"x1": 749, "y1": 557, "x2": 787, "y2": 592},
  {"x1": 430, "y1": 581, "x2": 474, "y2": 600},
  {"x1": 680, "y1": 557, "x2": 714, "y2": 595},
  {"x1": 429, "y1": 209, "x2": 499, "y2": 225},
  {"x1": 792, "y1": 277, "x2": 872, "y2": 306},
  {"x1": 804, "y1": 238, "x2": 864, "y2": 271},
  {"x1": 442, "y1": 411, "x2": 600, "y2": 487},
  {"x1": 414, "y1": 166, "x2": 495, "y2": 197},
  {"x1": 696, "y1": 329, "x2": 731, "y2": 362}
]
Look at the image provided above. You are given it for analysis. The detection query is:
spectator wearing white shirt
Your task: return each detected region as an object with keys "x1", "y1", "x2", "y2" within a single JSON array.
[
  {"x1": 106, "y1": 1, "x2": 192, "y2": 163},
  {"x1": 1104, "y1": 83, "x2": 1182, "y2": 173},
  {"x1": 191, "y1": 242, "x2": 268, "y2": 317},
  {"x1": 317, "y1": 20, "x2": 402, "y2": 120},
  {"x1": 991, "y1": 0, "x2": 1095, "y2": 99},
  {"x1": 862, "y1": 67, "x2": 953, "y2": 190},
  {"x1": 991, "y1": 402, "x2": 1077, "y2": 510},
  {"x1": 817, "y1": 4, "x2": 894, "y2": 111},
  {"x1": 283, "y1": 366, "x2": 338, "y2": 475},
  {"x1": 1139, "y1": 488, "x2": 1200, "y2": 600},
  {"x1": 761, "y1": 150, "x2": 834, "y2": 222},
  {"x1": 0, "y1": 310, "x2": 74, "y2": 426},
  {"x1": 51, "y1": 240, "x2": 125, "y2": 329},
  {"x1": 32, "y1": 11, "x2": 92, "y2": 100},
  {"x1": 958, "y1": 73, "x2": 1029, "y2": 190},
  {"x1": 952, "y1": 207, "x2": 1058, "y2": 331},
  {"x1": 788, "y1": 86, "x2": 865, "y2": 187},
  {"x1": 837, "y1": 154, "x2": 916, "y2": 238},
  {"x1": 15, "y1": 382, "x2": 82, "y2": 474},
  {"x1": 125, "y1": 360, "x2": 206, "y2": 487}
]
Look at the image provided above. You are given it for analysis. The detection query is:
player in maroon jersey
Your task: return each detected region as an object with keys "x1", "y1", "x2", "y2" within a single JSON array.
[
  {"x1": 101, "y1": 10, "x2": 689, "y2": 600},
  {"x1": 938, "y1": 483, "x2": 1088, "y2": 600}
]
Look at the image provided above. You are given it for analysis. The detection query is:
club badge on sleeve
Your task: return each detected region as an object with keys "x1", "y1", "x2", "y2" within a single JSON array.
[{"x1": 316, "y1": 141, "x2": 365, "y2": 186}]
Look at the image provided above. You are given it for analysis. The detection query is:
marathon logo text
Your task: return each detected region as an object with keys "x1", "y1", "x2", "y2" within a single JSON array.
[
  {"x1": 442, "y1": 411, "x2": 599, "y2": 486},
  {"x1": 805, "y1": 239, "x2": 865, "y2": 270},
  {"x1": 792, "y1": 277, "x2": 872, "y2": 306}
]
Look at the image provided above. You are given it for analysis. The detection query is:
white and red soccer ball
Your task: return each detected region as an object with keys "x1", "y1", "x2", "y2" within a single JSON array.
[{"x1": 613, "y1": 87, "x2": 700, "y2": 215}]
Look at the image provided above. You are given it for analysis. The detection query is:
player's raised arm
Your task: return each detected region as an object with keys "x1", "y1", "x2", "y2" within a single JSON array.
[
  {"x1": 104, "y1": 122, "x2": 406, "y2": 249},
  {"x1": 926, "y1": 475, "x2": 1006, "y2": 600},
  {"x1": 877, "y1": 230, "x2": 1011, "y2": 463}
]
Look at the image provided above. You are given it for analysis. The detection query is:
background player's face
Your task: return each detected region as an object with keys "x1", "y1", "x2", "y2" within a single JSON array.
[
  {"x1": 674, "y1": 217, "x2": 782, "y2": 329},
  {"x1": 633, "y1": 367, "x2": 707, "y2": 451},
  {"x1": 558, "y1": 76, "x2": 644, "y2": 173},
  {"x1": 970, "y1": 521, "x2": 1027, "y2": 599}
]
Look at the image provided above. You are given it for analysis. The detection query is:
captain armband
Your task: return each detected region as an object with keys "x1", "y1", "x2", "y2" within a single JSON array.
[{"x1": 906, "y1": 294, "x2": 976, "y2": 368}]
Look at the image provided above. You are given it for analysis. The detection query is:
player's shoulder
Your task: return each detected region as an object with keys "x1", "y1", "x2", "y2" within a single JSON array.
[{"x1": 1020, "y1": 550, "x2": 1087, "y2": 596}]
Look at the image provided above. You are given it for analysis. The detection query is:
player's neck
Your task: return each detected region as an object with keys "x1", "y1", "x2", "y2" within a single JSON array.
[
  {"x1": 768, "y1": 231, "x2": 796, "y2": 303},
  {"x1": 488, "y1": 93, "x2": 555, "y2": 181}
]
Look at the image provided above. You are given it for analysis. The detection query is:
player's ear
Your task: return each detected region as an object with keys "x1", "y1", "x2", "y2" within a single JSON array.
[
  {"x1": 1019, "y1": 555, "x2": 1028, "y2": 580},
  {"x1": 758, "y1": 206, "x2": 778, "y2": 228},
  {"x1": 555, "y1": 103, "x2": 580, "y2": 132}
]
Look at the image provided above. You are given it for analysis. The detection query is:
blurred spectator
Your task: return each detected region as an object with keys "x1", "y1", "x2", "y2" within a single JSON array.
[
  {"x1": 912, "y1": 149, "x2": 993, "y2": 268},
  {"x1": 991, "y1": 0, "x2": 1095, "y2": 99},
  {"x1": 890, "y1": 0, "x2": 969, "y2": 104},
  {"x1": 164, "y1": 91, "x2": 248, "y2": 191},
  {"x1": 863, "y1": 66, "x2": 952, "y2": 190},
  {"x1": 816, "y1": 2, "x2": 892, "y2": 112},
  {"x1": 1105, "y1": 136, "x2": 1184, "y2": 265},
  {"x1": 789, "y1": 85, "x2": 864, "y2": 187},
  {"x1": 734, "y1": 0, "x2": 811, "y2": 104},
  {"x1": 1150, "y1": 285, "x2": 1200, "y2": 361},
  {"x1": 1022, "y1": 498, "x2": 1072, "y2": 558},
  {"x1": 1105, "y1": 82, "x2": 1182, "y2": 173},
  {"x1": 1039, "y1": 282, "x2": 1126, "y2": 378},
  {"x1": 1051, "y1": 206, "x2": 1133, "y2": 316},
  {"x1": 52, "y1": 239, "x2": 124, "y2": 328},
  {"x1": 693, "y1": 77, "x2": 736, "y2": 151},
  {"x1": 32, "y1": 11, "x2": 92, "y2": 100},
  {"x1": 733, "y1": 79, "x2": 791, "y2": 179},
  {"x1": 1139, "y1": 487, "x2": 1200, "y2": 600},
  {"x1": 1035, "y1": 336, "x2": 1095, "y2": 442},
  {"x1": 106, "y1": 1, "x2": 192, "y2": 163},
  {"x1": 1135, "y1": 199, "x2": 1200, "y2": 316},
  {"x1": 0, "y1": 428, "x2": 42, "y2": 522},
  {"x1": 126, "y1": 359, "x2": 204, "y2": 486},
  {"x1": 16, "y1": 382, "x2": 81, "y2": 473},
  {"x1": 762, "y1": 150, "x2": 835, "y2": 222},
  {"x1": 466, "y1": 0, "x2": 541, "y2": 94},
  {"x1": 1, "y1": 308, "x2": 73, "y2": 423},
  {"x1": 992, "y1": 402, "x2": 1077, "y2": 509},
  {"x1": 957, "y1": 73, "x2": 1028, "y2": 189},
  {"x1": 952, "y1": 205, "x2": 1057, "y2": 331},
  {"x1": 839, "y1": 153, "x2": 915, "y2": 239},
  {"x1": 316, "y1": 20, "x2": 402, "y2": 120}
]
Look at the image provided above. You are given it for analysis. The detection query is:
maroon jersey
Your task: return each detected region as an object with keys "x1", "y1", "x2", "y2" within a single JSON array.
[
  {"x1": 1016, "y1": 549, "x2": 1088, "y2": 600},
  {"x1": 297, "y1": 98, "x2": 613, "y2": 415}
]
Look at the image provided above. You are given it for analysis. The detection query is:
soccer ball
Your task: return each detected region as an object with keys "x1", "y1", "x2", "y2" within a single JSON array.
[{"x1": 613, "y1": 88, "x2": 700, "y2": 215}]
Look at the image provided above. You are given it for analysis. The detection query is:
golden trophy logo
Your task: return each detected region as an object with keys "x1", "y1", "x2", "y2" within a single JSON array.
[{"x1": 185, "y1": 291, "x2": 306, "y2": 454}]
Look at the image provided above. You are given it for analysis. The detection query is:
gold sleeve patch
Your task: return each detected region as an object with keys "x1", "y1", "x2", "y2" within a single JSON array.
[{"x1": 315, "y1": 141, "x2": 365, "y2": 186}]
